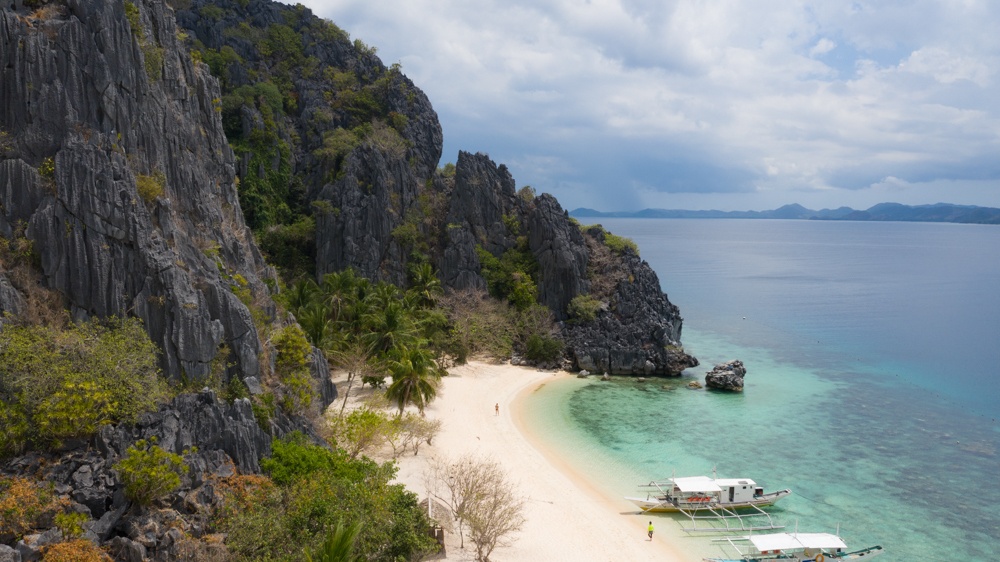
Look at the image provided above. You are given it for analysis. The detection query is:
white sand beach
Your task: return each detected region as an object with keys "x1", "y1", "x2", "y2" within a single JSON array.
[{"x1": 379, "y1": 361, "x2": 691, "y2": 562}]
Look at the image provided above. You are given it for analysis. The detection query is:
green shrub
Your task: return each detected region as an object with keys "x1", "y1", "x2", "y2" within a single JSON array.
[
  {"x1": 141, "y1": 43, "x2": 164, "y2": 82},
  {"x1": 217, "y1": 442, "x2": 436, "y2": 562},
  {"x1": 251, "y1": 393, "x2": 276, "y2": 433},
  {"x1": 567, "y1": 294, "x2": 602, "y2": 323},
  {"x1": 475, "y1": 244, "x2": 539, "y2": 309},
  {"x1": 261, "y1": 432, "x2": 335, "y2": 486},
  {"x1": 124, "y1": 1, "x2": 141, "y2": 38},
  {"x1": 38, "y1": 157, "x2": 55, "y2": 180},
  {"x1": 604, "y1": 232, "x2": 639, "y2": 256},
  {"x1": 0, "y1": 401, "x2": 30, "y2": 458},
  {"x1": 0, "y1": 318, "x2": 166, "y2": 451},
  {"x1": 198, "y1": 4, "x2": 224, "y2": 21},
  {"x1": 114, "y1": 438, "x2": 189, "y2": 506},
  {"x1": 272, "y1": 324, "x2": 316, "y2": 415},
  {"x1": 517, "y1": 185, "x2": 536, "y2": 203},
  {"x1": 135, "y1": 170, "x2": 165, "y2": 203},
  {"x1": 525, "y1": 334, "x2": 563, "y2": 362},
  {"x1": 53, "y1": 512, "x2": 89, "y2": 539},
  {"x1": 34, "y1": 381, "x2": 115, "y2": 444}
]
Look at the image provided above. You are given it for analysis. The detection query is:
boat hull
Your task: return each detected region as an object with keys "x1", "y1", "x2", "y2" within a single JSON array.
[
  {"x1": 703, "y1": 544, "x2": 884, "y2": 561},
  {"x1": 626, "y1": 489, "x2": 792, "y2": 513}
]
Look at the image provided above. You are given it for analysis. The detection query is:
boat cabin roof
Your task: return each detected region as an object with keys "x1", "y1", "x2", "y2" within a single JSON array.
[
  {"x1": 750, "y1": 533, "x2": 847, "y2": 552},
  {"x1": 671, "y1": 476, "x2": 721, "y2": 492},
  {"x1": 670, "y1": 476, "x2": 757, "y2": 492},
  {"x1": 714, "y1": 478, "x2": 757, "y2": 488}
]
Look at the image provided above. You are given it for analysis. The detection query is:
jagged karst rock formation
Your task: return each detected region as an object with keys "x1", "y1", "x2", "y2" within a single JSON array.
[
  {"x1": 2, "y1": 0, "x2": 698, "y2": 556},
  {"x1": 437, "y1": 152, "x2": 696, "y2": 375},
  {"x1": 704, "y1": 360, "x2": 747, "y2": 391},
  {"x1": 1, "y1": 0, "x2": 334, "y2": 554},
  {"x1": 168, "y1": 0, "x2": 695, "y2": 375},
  {"x1": 1, "y1": 0, "x2": 284, "y2": 386},
  {"x1": 174, "y1": 0, "x2": 443, "y2": 287}
]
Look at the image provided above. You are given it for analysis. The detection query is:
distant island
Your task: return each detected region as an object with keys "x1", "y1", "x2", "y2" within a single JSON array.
[{"x1": 570, "y1": 202, "x2": 1000, "y2": 225}]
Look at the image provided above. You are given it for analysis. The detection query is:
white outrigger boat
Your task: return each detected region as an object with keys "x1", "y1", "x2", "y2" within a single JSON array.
[
  {"x1": 705, "y1": 531, "x2": 884, "y2": 561},
  {"x1": 626, "y1": 475, "x2": 792, "y2": 513}
]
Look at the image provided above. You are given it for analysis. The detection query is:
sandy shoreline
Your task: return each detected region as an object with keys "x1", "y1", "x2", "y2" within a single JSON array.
[{"x1": 383, "y1": 361, "x2": 691, "y2": 562}]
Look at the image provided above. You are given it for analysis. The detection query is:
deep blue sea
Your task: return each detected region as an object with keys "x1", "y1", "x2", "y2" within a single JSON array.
[{"x1": 522, "y1": 219, "x2": 1000, "y2": 561}]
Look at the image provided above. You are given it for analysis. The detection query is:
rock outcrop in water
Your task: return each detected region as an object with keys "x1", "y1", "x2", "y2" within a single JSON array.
[{"x1": 704, "y1": 360, "x2": 747, "y2": 391}]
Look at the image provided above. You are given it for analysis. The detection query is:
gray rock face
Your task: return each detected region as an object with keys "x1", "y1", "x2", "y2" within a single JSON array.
[
  {"x1": 0, "y1": 544, "x2": 19, "y2": 562},
  {"x1": 438, "y1": 153, "x2": 697, "y2": 375},
  {"x1": 174, "y1": 0, "x2": 443, "y2": 287},
  {"x1": 315, "y1": 144, "x2": 418, "y2": 285},
  {"x1": 0, "y1": 0, "x2": 279, "y2": 384},
  {"x1": 528, "y1": 194, "x2": 589, "y2": 317},
  {"x1": 97, "y1": 390, "x2": 272, "y2": 476},
  {"x1": 440, "y1": 151, "x2": 522, "y2": 290},
  {"x1": 704, "y1": 360, "x2": 746, "y2": 391},
  {"x1": 561, "y1": 231, "x2": 698, "y2": 375}
]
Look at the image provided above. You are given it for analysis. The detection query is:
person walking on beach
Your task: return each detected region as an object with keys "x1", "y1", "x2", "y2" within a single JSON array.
[
  {"x1": 495, "y1": 403, "x2": 499, "y2": 416},
  {"x1": 647, "y1": 521, "x2": 654, "y2": 541}
]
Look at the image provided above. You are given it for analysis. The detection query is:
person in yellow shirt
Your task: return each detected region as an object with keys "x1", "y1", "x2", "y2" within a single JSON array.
[{"x1": 647, "y1": 521, "x2": 654, "y2": 540}]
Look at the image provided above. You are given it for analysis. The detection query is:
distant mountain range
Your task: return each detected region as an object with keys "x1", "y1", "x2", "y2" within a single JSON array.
[{"x1": 570, "y1": 202, "x2": 1000, "y2": 224}]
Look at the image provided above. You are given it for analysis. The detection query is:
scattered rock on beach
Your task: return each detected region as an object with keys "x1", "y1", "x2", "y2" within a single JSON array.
[{"x1": 704, "y1": 360, "x2": 746, "y2": 391}]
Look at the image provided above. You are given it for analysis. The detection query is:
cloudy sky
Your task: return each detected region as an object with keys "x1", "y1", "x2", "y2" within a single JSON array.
[{"x1": 296, "y1": 0, "x2": 1000, "y2": 212}]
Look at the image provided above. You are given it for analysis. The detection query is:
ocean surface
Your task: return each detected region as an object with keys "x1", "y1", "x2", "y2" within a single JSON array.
[{"x1": 521, "y1": 219, "x2": 1000, "y2": 561}]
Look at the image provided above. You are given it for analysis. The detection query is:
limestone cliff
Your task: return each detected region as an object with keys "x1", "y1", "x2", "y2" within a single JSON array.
[
  {"x1": 0, "y1": 0, "x2": 277, "y2": 385},
  {"x1": 167, "y1": 0, "x2": 695, "y2": 374}
]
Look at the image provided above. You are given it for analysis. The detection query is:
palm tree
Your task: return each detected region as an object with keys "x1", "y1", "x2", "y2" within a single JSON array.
[
  {"x1": 304, "y1": 519, "x2": 361, "y2": 562},
  {"x1": 408, "y1": 262, "x2": 442, "y2": 308},
  {"x1": 362, "y1": 300, "x2": 418, "y2": 356},
  {"x1": 284, "y1": 278, "x2": 320, "y2": 315},
  {"x1": 385, "y1": 346, "x2": 442, "y2": 415},
  {"x1": 321, "y1": 268, "x2": 367, "y2": 325},
  {"x1": 297, "y1": 301, "x2": 335, "y2": 348}
]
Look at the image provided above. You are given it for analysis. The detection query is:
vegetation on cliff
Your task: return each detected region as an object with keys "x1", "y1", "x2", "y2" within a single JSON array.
[{"x1": 0, "y1": 318, "x2": 166, "y2": 456}]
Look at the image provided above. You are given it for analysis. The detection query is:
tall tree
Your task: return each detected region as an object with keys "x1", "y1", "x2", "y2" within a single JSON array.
[{"x1": 385, "y1": 346, "x2": 441, "y2": 415}]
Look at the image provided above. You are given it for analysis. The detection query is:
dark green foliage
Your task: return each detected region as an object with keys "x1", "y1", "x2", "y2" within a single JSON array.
[
  {"x1": 261, "y1": 431, "x2": 335, "y2": 486},
  {"x1": 231, "y1": 129, "x2": 294, "y2": 231},
  {"x1": 272, "y1": 324, "x2": 316, "y2": 415},
  {"x1": 524, "y1": 334, "x2": 563, "y2": 362},
  {"x1": 257, "y1": 215, "x2": 316, "y2": 280},
  {"x1": 475, "y1": 242, "x2": 539, "y2": 310},
  {"x1": 199, "y1": 4, "x2": 224, "y2": 21},
  {"x1": 220, "y1": 435, "x2": 438, "y2": 561}
]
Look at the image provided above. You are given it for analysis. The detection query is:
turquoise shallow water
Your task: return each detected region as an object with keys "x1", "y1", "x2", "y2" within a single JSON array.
[{"x1": 523, "y1": 219, "x2": 1000, "y2": 561}]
